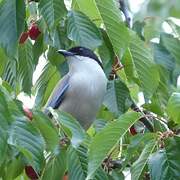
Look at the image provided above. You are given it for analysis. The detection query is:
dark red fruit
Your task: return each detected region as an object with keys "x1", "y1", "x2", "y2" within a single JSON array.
[
  {"x1": 23, "y1": 106, "x2": 33, "y2": 120},
  {"x1": 130, "y1": 125, "x2": 137, "y2": 135},
  {"x1": 28, "y1": 24, "x2": 41, "y2": 40},
  {"x1": 63, "y1": 175, "x2": 68, "y2": 180},
  {"x1": 19, "y1": 32, "x2": 29, "y2": 44},
  {"x1": 25, "y1": 166, "x2": 38, "y2": 180}
]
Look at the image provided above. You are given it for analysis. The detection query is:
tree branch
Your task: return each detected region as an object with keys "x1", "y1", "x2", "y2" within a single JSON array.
[{"x1": 119, "y1": 0, "x2": 131, "y2": 28}]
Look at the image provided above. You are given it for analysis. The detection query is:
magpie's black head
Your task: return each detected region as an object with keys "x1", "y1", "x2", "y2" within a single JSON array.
[{"x1": 58, "y1": 46, "x2": 103, "y2": 69}]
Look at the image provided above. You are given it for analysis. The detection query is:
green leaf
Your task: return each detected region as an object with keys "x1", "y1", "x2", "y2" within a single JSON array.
[
  {"x1": 67, "y1": 145, "x2": 87, "y2": 180},
  {"x1": 67, "y1": 11, "x2": 102, "y2": 49},
  {"x1": 51, "y1": 110, "x2": 86, "y2": 148},
  {"x1": 8, "y1": 114, "x2": 45, "y2": 171},
  {"x1": 34, "y1": 63, "x2": 60, "y2": 108},
  {"x1": 94, "y1": 167, "x2": 109, "y2": 180},
  {"x1": 39, "y1": 0, "x2": 67, "y2": 29},
  {"x1": 47, "y1": 46, "x2": 65, "y2": 68},
  {"x1": 131, "y1": 139, "x2": 157, "y2": 180},
  {"x1": 98, "y1": 29, "x2": 114, "y2": 76},
  {"x1": 4, "y1": 156, "x2": 24, "y2": 180},
  {"x1": 161, "y1": 33, "x2": 180, "y2": 64},
  {"x1": 167, "y1": 92, "x2": 180, "y2": 124},
  {"x1": 33, "y1": 111, "x2": 59, "y2": 152},
  {"x1": 33, "y1": 34, "x2": 45, "y2": 66},
  {"x1": 72, "y1": 0, "x2": 101, "y2": 24},
  {"x1": 0, "y1": 48, "x2": 8, "y2": 76},
  {"x1": 104, "y1": 79, "x2": 132, "y2": 115},
  {"x1": 41, "y1": 148, "x2": 67, "y2": 180},
  {"x1": 0, "y1": 89, "x2": 10, "y2": 165},
  {"x1": 143, "y1": 18, "x2": 162, "y2": 43},
  {"x1": 149, "y1": 136, "x2": 180, "y2": 180},
  {"x1": 0, "y1": 0, "x2": 25, "y2": 57},
  {"x1": 95, "y1": 0, "x2": 129, "y2": 57},
  {"x1": 121, "y1": 48, "x2": 136, "y2": 82},
  {"x1": 18, "y1": 40, "x2": 34, "y2": 94},
  {"x1": 67, "y1": 144, "x2": 108, "y2": 180},
  {"x1": 123, "y1": 133, "x2": 158, "y2": 169},
  {"x1": 130, "y1": 33, "x2": 159, "y2": 99},
  {"x1": 153, "y1": 43, "x2": 175, "y2": 72},
  {"x1": 87, "y1": 112, "x2": 141, "y2": 178},
  {"x1": 1, "y1": 57, "x2": 18, "y2": 91}
]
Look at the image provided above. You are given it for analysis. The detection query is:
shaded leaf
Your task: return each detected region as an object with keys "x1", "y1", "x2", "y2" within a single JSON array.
[
  {"x1": 33, "y1": 34, "x2": 45, "y2": 66},
  {"x1": 131, "y1": 139, "x2": 157, "y2": 180},
  {"x1": 51, "y1": 110, "x2": 86, "y2": 148},
  {"x1": 98, "y1": 29, "x2": 114, "y2": 76},
  {"x1": 67, "y1": 145, "x2": 87, "y2": 180},
  {"x1": 130, "y1": 33, "x2": 159, "y2": 99},
  {"x1": 18, "y1": 40, "x2": 34, "y2": 94},
  {"x1": 8, "y1": 114, "x2": 45, "y2": 171},
  {"x1": 39, "y1": 0, "x2": 67, "y2": 29},
  {"x1": 34, "y1": 63, "x2": 60, "y2": 108},
  {"x1": 0, "y1": 89, "x2": 10, "y2": 165},
  {"x1": 2, "y1": 58, "x2": 17, "y2": 89},
  {"x1": 161, "y1": 33, "x2": 180, "y2": 64},
  {"x1": 104, "y1": 79, "x2": 132, "y2": 115},
  {"x1": 148, "y1": 136, "x2": 180, "y2": 180},
  {"x1": 0, "y1": 0, "x2": 25, "y2": 57}
]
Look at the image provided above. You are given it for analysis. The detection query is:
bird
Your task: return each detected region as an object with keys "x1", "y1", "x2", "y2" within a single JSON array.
[{"x1": 44, "y1": 46, "x2": 107, "y2": 129}]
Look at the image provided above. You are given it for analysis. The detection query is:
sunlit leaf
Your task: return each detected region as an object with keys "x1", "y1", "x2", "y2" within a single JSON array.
[
  {"x1": 87, "y1": 112, "x2": 141, "y2": 178},
  {"x1": 67, "y1": 11, "x2": 102, "y2": 49},
  {"x1": 72, "y1": 0, "x2": 101, "y2": 25},
  {"x1": 41, "y1": 148, "x2": 67, "y2": 180},
  {"x1": 167, "y1": 92, "x2": 180, "y2": 124},
  {"x1": 33, "y1": 111, "x2": 59, "y2": 152},
  {"x1": 95, "y1": 0, "x2": 129, "y2": 57}
]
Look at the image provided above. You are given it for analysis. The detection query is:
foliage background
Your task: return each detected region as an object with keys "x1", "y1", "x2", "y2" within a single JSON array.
[{"x1": 0, "y1": 0, "x2": 180, "y2": 179}]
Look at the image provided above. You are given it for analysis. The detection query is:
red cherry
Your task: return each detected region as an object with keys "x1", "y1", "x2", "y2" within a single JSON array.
[
  {"x1": 19, "y1": 32, "x2": 29, "y2": 44},
  {"x1": 129, "y1": 125, "x2": 137, "y2": 135},
  {"x1": 23, "y1": 106, "x2": 33, "y2": 120},
  {"x1": 25, "y1": 166, "x2": 38, "y2": 180},
  {"x1": 63, "y1": 175, "x2": 68, "y2": 180},
  {"x1": 28, "y1": 24, "x2": 41, "y2": 40}
]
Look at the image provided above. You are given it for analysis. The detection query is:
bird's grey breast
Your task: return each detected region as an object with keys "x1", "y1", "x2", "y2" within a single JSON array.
[{"x1": 59, "y1": 70, "x2": 107, "y2": 129}]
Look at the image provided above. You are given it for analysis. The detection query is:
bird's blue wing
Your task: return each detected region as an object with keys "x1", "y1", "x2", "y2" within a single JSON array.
[{"x1": 44, "y1": 75, "x2": 70, "y2": 115}]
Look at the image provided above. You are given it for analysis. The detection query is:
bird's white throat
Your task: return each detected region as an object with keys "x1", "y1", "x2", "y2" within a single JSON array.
[{"x1": 67, "y1": 55, "x2": 103, "y2": 75}]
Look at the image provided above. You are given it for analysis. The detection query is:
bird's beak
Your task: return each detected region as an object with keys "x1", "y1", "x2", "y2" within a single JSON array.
[{"x1": 57, "y1": 49, "x2": 76, "y2": 57}]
